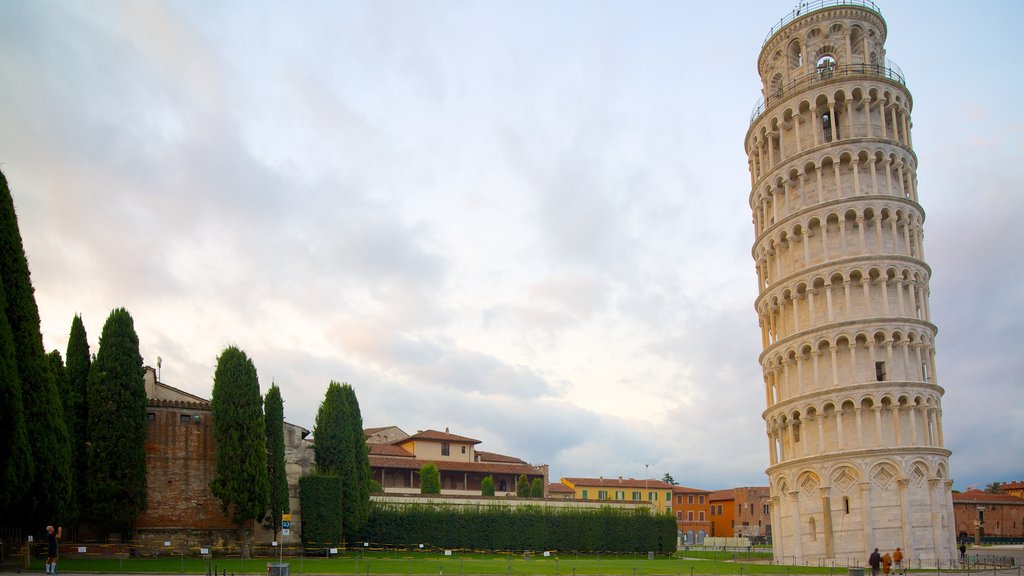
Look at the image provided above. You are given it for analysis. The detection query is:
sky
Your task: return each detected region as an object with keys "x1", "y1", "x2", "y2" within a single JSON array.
[{"x1": 1, "y1": 0, "x2": 1022, "y2": 492}]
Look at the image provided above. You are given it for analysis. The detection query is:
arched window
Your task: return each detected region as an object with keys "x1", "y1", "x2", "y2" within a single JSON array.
[
  {"x1": 789, "y1": 41, "x2": 803, "y2": 70},
  {"x1": 850, "y1": 27, "x2": 864, "y2": 56},
  {"x1": 817, "y1": 55, "x2": 837, "y2": 79}
]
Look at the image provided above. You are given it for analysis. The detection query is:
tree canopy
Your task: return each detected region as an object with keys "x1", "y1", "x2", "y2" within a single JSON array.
[
  {"x1": 0, "y1": 169, "x2": 72, "y2": 526},
  {"x1": 210, "y1": 346, "x2": 269, "y2": 527},
  {"x1": 264, "y1": 383, "x2": 289, "y2": 535},
  {"x1": 530, "y1": 477, "x2": 543, "y2": 498},
  {"x1": 419, "y1": 463, "x2": 440, "y2": 494},
  {"x1": 312, "y1": 381, "x2": 371, "y2": 540},
  {"x1": 85, "y1": 307, "x2": 147, "y2": 529},
  {"x1": 662, "y1": 473, "x2": 677, "y2": 485},
  {"x1": 481, "y1": 476, "x2": 495, "y2": 497},
  {"x1": 984, "y1": 482, "x2": 1005, "y2": 494},
  {"x1": 516, "y1": 474, "x2": 530, "y2": 497},
  {"x1": 65, "y1": 314, "x2": 91, "y2": 515},
  {"x1": 0, "y1": 273, "x2": 32, "y2": 517}
]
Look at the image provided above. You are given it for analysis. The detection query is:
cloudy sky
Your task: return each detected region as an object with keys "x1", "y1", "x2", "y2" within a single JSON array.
[{"x1": 2, "y1": 0, "x2": 1022, "y2": 491}]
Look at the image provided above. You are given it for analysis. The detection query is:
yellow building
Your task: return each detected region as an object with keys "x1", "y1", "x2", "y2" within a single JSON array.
[{"x1": 560, "y1": 476, "x2": 674, "y2": 513}]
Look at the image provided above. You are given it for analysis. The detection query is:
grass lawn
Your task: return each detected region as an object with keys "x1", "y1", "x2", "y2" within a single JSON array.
[{"x1": 29, "y1": 550, "x2": 851, "y2": 575}]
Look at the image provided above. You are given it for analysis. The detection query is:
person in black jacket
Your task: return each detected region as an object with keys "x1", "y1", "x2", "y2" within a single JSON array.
[{"x1": 869, "y1": 548, "x2": 882, "y2": 576}]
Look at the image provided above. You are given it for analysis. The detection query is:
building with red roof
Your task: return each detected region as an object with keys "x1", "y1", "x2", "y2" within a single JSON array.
[
  {"x1": 560, "y1": 477, "x2": 673, "y2": 513},
  {"x1": 952, "y1": 490, "x2": 1024, "y2": 540},
  {"x1": 366, "y1": 426, "x2": 548, "y2": 497}
]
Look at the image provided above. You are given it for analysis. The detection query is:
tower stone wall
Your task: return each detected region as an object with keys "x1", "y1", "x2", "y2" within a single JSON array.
[{"x1": 745, "y1": 1, "x2": 957, "y2": 565}]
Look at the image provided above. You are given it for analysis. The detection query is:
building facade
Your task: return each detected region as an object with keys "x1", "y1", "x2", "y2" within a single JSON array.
[
  {"x1": 671, "y1": 486, "x2": 711, "y2": 544},
  {"x1": 746, "y1": 0, "x2": 956, "y2": 564},
  {"x1": 560, "y1": 477, "x2": 673, "y2": 513},
  {"x1": 952, "y1": 491, "x2": 1024, "y2": 541},
  {"x1": 732, "y1": 487, "x2": 772, "y2": 539},
  {"x1": 367, "y1": 428, "x2": 548, "y2": 497},
  {"x1": 136, "y1": 367, "x2": 312, "y2": 551}
]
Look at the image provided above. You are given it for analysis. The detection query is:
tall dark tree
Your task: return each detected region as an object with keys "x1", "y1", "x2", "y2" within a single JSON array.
[
  {"x1": 0, "y1": 274, "x2": 32, "y2": 517},
  {"x1": 65, "y1": 314, "x2": 91, "y2": 515},
  {"x1": 661, "y1": 473, "x2": 677, "y2": 485},
  {"x1": 48, "y1": 350, "x2": 78, "y2": 523},
  {"x1": 312, "y1": 382, "x2": 347, "y2": 475},
  {"x1": 85, "y1": 307, "x2": 147, "y2": 529},
  {"x1": 263, "y1": 383, "x2": 289, "y2": 536},
  {"x1": 210, "y1": 346, "x2": 268, "y2": 557},
  {"x1": 339, "y1": 383, "x2": 370, "y2": 538},
  {"x1": 0, "y1": 169, "x2": 72, "y2": 525},
  {"x1": 311, "y1": 381, "x2": 371, "y2": 541}
]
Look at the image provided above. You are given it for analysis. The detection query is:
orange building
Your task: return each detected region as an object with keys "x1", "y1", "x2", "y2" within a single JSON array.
[
  {"x1": 706, "y1": 487, "x2": 771, "y2": 540},
  {"x1": 1000, "y1": 481, "x2": 1024, "y2": 499},
  {"x1": 671, "y1": 486, "x2": 712, "y2": 544},
  {"x1": 709, "y1": 489, "x2": 736, "y2": 537}
]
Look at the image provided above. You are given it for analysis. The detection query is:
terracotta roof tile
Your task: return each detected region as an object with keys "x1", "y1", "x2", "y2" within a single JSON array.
[
  {"x1": 709, "y1": 489, "x2": 735, "y2": 500},
  {"x1": 369, "y1": 444, "x2": 415, "y2": 457},
  {"x1": 405, "y1": 429, "x2": 482, "y2": 444},
  {"x1": 548, "y1": 482, "x2": 574, "y2": 493},
  {"x1": 953, "y1": 490, "x2": 1024, "y2": 504},
  {"x1": 670, "y1": 485, "x2": 712, "y2": 493},
  {"x1": 476, "y1": 450, "x2": 527, "y2": 464}
]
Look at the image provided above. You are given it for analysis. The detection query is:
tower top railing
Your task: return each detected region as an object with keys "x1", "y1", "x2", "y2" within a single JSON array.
[
  {"x1": 763, "y1": 0, "x2": 882, "y2": 46},
  {"x1": 749, "y1": 61, "x2": 905, "y2": 124}
]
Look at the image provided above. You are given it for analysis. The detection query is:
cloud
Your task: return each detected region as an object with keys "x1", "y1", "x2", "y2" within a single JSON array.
[{"x1": 3, "y1": 0, "x2": 1023, "y2": 494}]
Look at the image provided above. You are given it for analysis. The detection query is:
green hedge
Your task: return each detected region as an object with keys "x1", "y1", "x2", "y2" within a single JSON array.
[
  {"x1": 299, "y1": 474, "x2": 343, "y2": 548},
  {"x1": 363, "y1": 503, "x2": 677, "y2": 553}
]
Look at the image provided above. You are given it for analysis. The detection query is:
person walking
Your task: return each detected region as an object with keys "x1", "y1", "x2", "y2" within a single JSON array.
[
  {"x1": 869, "y1": 548, "x2": 882, "y2": 576},
  {"x1": 881, "y1": 551, "x2": 892, "y2": 575},
  {"x1": 893, "y1": 547, "x2": 904, "y2": 575},
  {"x1": 959, "y1": 541, "x2": 967, "y2": 562},
  {"x1": 44, "y1": 525, "x2": 61, "y2": 574}
]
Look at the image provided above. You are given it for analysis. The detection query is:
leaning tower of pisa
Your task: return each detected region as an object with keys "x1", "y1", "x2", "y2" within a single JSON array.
[{"x1": 746, "y1": 1, "x2": 956, "y2": 565}]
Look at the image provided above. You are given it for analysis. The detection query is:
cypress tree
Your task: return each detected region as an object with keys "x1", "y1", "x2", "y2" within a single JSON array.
[
  {"x1": 0, "y1": 273, "x2": 32, "y2": 517},
  {"x1": 312, "y1": 381, "x2": 346, "y2": 475},
  {"x1": 481, "y1": 476, "x2": 495, "y2": 497},
  {"x1": 311, "y1": 382, "x2": 371, "y2": 541},
  {"x1": 85, "y1": 307, "x2": 147, "y2": 529},
  {"x1": 210, "y1": 346, "x2": 269, "y2": 556},
  {"x1": 530, "y1": 478, "x2": 543, "y2": 498},
  {"x1": 65, "y1": 314, "x2": 91, "y2": 517},
  {"x1": 48, "y1": 350, "x2": 78, "y2": 522},
  {"x1": 339, "y1": 383, "x2": 370, "y2": 539},
  {"x1": 516, "y1": 474, "x2": 530, "y2": 497},
  {"x1": 419, "y1": 463, "x2": 440, "y2": 495},
  {"x1": 263, "y1": 383, "x2": 289, "y2": 535},
  {"x1": 0, "y1": 169, "x2": 72, "y2": 525}
]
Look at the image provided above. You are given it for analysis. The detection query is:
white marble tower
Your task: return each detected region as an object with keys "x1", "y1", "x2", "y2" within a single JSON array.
[{"x1": 745, "y1": 1, "x2": 957, "y2": 565}]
